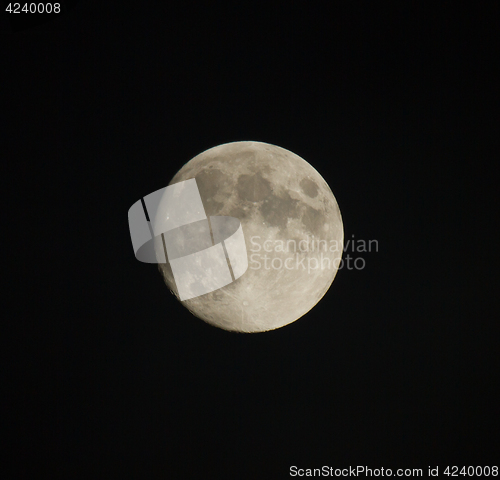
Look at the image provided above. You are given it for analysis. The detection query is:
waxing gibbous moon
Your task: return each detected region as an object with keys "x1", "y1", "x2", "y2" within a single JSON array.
[{"x1": 157, "y1": 141, "x2": 343, "y2": 332}]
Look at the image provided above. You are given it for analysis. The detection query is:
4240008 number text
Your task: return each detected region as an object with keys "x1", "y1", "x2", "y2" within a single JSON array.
[
  {"x1": 444, "y1": 466, "x2": 498, "y2": 476},
  {"x1": 6, "y1": 3, "x2": 61, "y2": 13}
]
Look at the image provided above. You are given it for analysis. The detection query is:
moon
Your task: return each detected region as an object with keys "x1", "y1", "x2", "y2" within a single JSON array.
[{"x1": 156, "y1": 141, "x2": 343, "y2": 332}]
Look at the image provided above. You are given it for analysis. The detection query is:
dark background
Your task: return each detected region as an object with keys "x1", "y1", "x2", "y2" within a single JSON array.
[{"x1": 3, "y1": 2, "x2": 499, "y2": 478}]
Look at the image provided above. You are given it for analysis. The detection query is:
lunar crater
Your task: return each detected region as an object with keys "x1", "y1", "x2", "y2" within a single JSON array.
[{"x1": 300, "y1": 177, "x2": 319, "y2": 198}]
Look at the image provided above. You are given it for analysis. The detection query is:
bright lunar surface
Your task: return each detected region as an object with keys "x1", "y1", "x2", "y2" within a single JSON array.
[{"x1": 157, "y1": 141, "x2": 343, "y2": 332}]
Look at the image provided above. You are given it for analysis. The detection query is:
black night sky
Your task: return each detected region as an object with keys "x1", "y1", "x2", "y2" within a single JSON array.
[{"x1": 3, "y1": 2, "x2": 499, "y2": 478}]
